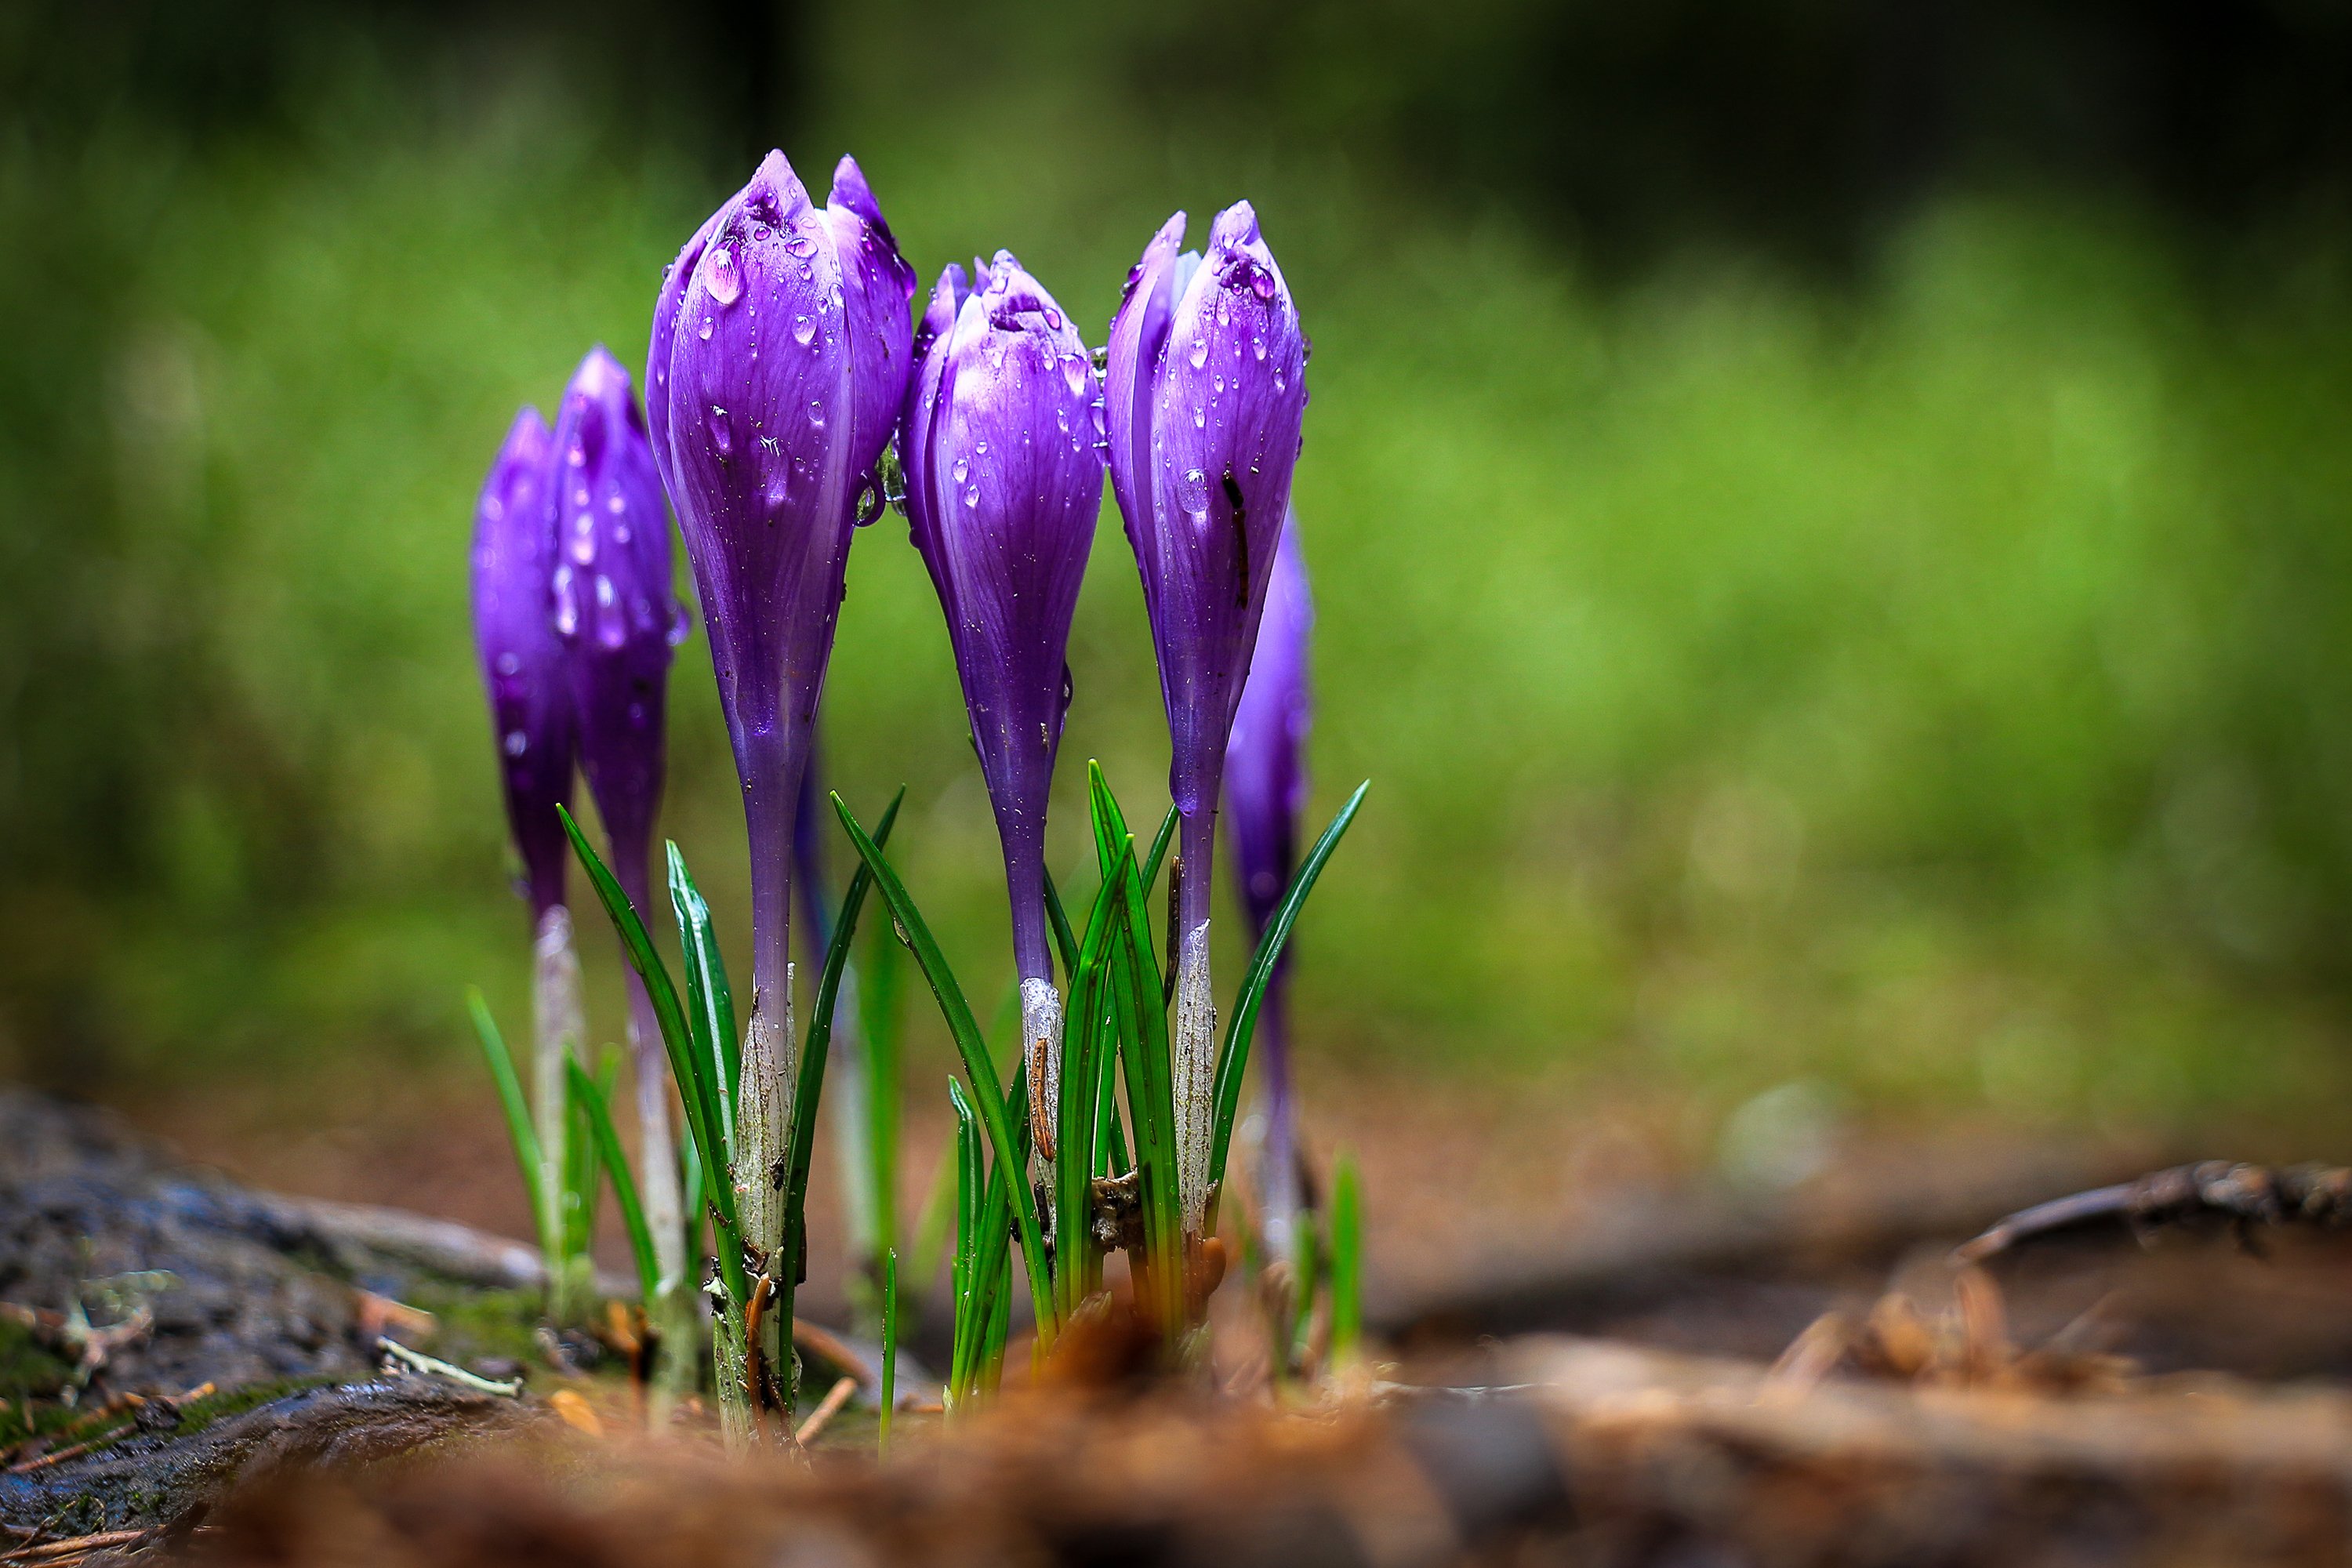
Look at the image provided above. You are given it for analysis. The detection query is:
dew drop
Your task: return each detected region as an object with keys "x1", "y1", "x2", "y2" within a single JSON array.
[
  {"x1": 1062, "y1": 355, "x2": 1090, "y2": 397},
  {"x1": 699, "y1": 316, "x2": 714, "y2": 341},
  {"x1": 793, "y1": 314, "x2": 815, "y2": 346},
  {"x1": 503, "y1": 729, "x2": 528, "y2": 757},
  {"x1": 963, "y1": 485, "x2": 980, "y2": 508},
  {"x1": 1187, "y1": 338, "x2": 1208, "y2": 369},
  {"x1": 495, "y1": 652, "x2": 521, "y2": 677},
  {"x1": 808, "y1": 398, "x2": 826, "y2": 427},
  {"x1": 705, "y1": 247, "x2": 742, "y2": 306},
  {"x1": 1176, "y1": 466, "x2": 1210, "y2": 515},
  {"x1": 706, "y1": 405, "x2": 734, "y2": 458}
]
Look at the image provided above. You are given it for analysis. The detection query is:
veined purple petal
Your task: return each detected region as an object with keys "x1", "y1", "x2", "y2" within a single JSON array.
[
  {"x1": 1224, "y1": 507, "x2": 1312, "y2": 941},
  {"x1": 550, "y1": 346, "x2": 684, "y2": 896},
  {"x1": 1108, "y1": 201, "x2": 1307, "y2": 820},
  {"x1": 903, "y1": 252, "x2": 1103, "y2": 986},
  {"x1": 650, "y1": 148, "x2": 916, "y2": 1065},
  {"x1": 471, "y1": 405, "x2": 574, "y2": 919}
]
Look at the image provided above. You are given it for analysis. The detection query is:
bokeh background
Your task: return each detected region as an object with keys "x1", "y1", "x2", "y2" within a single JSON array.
[{"x1": 5, "y1": 0, "x2": 2352, "y2": 1199}]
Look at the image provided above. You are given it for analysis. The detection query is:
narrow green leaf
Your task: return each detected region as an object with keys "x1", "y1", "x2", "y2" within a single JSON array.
[
  {"x1": 780, "y1": 788, "x2": 904, "y2": 1299},
  {"x1": 1205, "y1": 782, "x2": 1370, "y2": 1218},
  {"x1": 832, "y1": 793, "x2": 1054, "y2": 1341},
  {"x1": 1139, "y1": 803, "x2": 1178, "y2": 895},
  {"x1": 567, "y1": 1057, "x2": 662, "y2": 1307},
  {"x1": 946, "y1": 1078, "x2": 983, "y2": 1405},
  {"x1": 666, "y1": 841, "x2": 739, "y2": 1154},
  {"x1": 1087, "y1": 764, "x2": 1183, "y2": 1330},
  {"x1": 465, "y1": 990, "x2": 545, "y2": 1252},
  {"x1": 1329, "y1": 1151, "x2": 1362, "y2": 1367},
  {"x1": 561, "y1": 804, "x2": 746, "y2": 1307},
  {"x1": 879, "y1": 1247, "x2": 898, "y2": 1454}
]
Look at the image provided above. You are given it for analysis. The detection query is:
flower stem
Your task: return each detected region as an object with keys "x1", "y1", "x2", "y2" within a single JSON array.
[
  {"x1": 531, "y1": 905, "x2": 586, "y2": 1321},
  {"x1": 1173, "y1": 806, "x2": 1220, "y2": 1243}
]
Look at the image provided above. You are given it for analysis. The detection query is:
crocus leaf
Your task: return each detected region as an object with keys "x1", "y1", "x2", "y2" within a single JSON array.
[
  {"x1": 1205, "y1": 782, "x2": 1368, "y2": 1221},
  {"x1": 1329, "y1": 1150, "x2": 1362, "y2": 1367},
  {"x1": 561, "y1": 804, "x2": 746, "y2": 1307},
  {"x1": 781, "y1": 788, "x2": 904, "y2": 1298},
  {"x1": 833, "y1": 793, "x2": 1054, "y2": 1341},
  {"x1": 666, "y1": 841, "x2": 739, "y2": 1152},
  {"x1": 465, "y1": 989, "x2": 545, "y2": 1251},
  {"x1": 567, "y1": 1056, "x2": 662, "y2": 1308}
]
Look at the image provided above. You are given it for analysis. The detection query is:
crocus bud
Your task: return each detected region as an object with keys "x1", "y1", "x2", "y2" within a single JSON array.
[
  {"x1": 905, "y1": 253, "x2": 1104, "y2": 1150},
  {"x1": 648, "y1": 151, "x2": 916, "y2": 1273},
  {"x1": 1222, "y1": 507, "x2": 1312, "y2": 1258},
  {"x1": 1105, "y1": 202, "x2": 1308, "y2": 1236},
  {"x1": 549, "y1": 345, "x2": 691, "y2": 1324},
  {"x1": 551, "y1": 346, "x2": 685, "y2": 901},
  {"x1": 471, "y1": 406, "x2": 574, "y2": 919}
]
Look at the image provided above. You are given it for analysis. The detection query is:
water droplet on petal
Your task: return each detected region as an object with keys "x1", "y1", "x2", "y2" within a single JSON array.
[
  {"x1": 808, "y1": 399, "x2": 825, "y2": 427},
  {"x1": 706, "y1": 406, "x2": 732, "y2": 457},
  {"x1": 495, "y1": 652, "x2": 521, "y2": 677},
  {"x1": 1252, "y1": 336, "x2": 1267, "y2": 361},
  {"x1": 963, "y1": 485, "x2": 980, "y2": 508},
  {"x1": 1177, "y1": 466, "x2": 1210, "y2": 515},
  {"x1": 1187, "y1": 338, "x2": 1208, "y2": 369},
  {"x1": 793, "y1": 314, "x2": 815, "y2": 346},
  {"x1": 503, "y1": 729, "x2": 528, "y2": 757},
  {"x1": 698, "y1": 316, "x2": 714, "y2": 341},
  {"x1": 1062, "y1": 355, "x2": 1090, "y2": 397},
  {"x1": 705, "y1": 247, "x2": 742, "y2": 306}
]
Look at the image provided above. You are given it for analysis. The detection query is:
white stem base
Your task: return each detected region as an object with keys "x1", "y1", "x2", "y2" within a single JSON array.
[{"x1": 1172, "y1": 919, "x2": 1216, "y2": 1236}]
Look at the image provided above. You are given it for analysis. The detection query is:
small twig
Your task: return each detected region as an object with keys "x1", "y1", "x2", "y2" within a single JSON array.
[
  {"x1": 1, "y1": 1529, "x2": 152, "y2": 1563},
  {"x1": 1957, "y1": 1160, "x2": 2352, "y2": 1265},
  {"x1": 377, "y1": 1337, "x2": 522, "y2": 1397},
  {"x1": 793, "y1": 1376, "x2": 858, "y2": 1445},
  {"x1": 5, "y1": 1435, "x2": 111, "y2": 1475}
]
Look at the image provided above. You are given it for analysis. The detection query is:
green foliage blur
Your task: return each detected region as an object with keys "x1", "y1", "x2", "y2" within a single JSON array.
[{"x1": 5, "y1": 1, "x2": 2352, "y2": 1148}]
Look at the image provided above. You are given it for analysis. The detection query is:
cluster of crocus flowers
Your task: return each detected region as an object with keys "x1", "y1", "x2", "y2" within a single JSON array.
[
  {"x1": 645, "y1": 150, "x2": 916, "y2": 1278},
  {"x1": 1105, "y1": 202, "x2": 1310, "y2": 1240},
  {"x1": 1223, "y1": 510, "x2": 1313, "y2": 1263},
  {"x1": 902, "y1": 252, "x2": 1105, "y2": 1174}
]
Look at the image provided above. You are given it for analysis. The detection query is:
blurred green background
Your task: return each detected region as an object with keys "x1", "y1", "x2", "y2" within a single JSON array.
[{"x1": 5, "y1": 0, "x2": 2352, "y2": 1152}]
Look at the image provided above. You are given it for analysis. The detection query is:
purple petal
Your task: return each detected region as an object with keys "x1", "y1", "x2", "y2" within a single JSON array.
[
  {"x1": 904, "y1": 252, "x2": 1104, "y2": 981},
  {"x1": 470, "y1": 405, "x2": 575, "y2": 917},
  {"x1": 550, "y1": 346, "x2": 681, "y2": 875}
]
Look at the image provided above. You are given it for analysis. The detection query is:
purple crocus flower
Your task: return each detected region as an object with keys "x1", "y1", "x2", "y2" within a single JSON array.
[
  {"x1": 1222, "y1": 509, "x2": 1312, "y2": 1260},
  {"x1": 472, "y1": 407, "x2": 573, "y2": 920},
  {"x1": 1105, "y1": 202, "x2": 1308, "y2": 1236},
  {"x1": 548, "y1": 344, "x2": 689, "y2": 1307},
  {"x1": 470, "y1": 405, "x2": 586, "y2": 1312},
  {"x1": 648, "y1": 151, "x2": 916, "y2": 1269},
  {"x1": 903, "y1": 253, "x2": 1103, "y2": 1157}
]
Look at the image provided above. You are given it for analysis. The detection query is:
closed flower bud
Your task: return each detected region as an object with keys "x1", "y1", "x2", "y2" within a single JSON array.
[
  {"x1": 904, "y1": 252, "x2": 1105, "y2": 1149},
  {"x1": 647, "y1": 149, "x2": 916, "y2": 1272},
  {"x1": 1105, "y1": 201, "x2": 1308, "y2": 1234},
  {"x1": 471, "y1": 406, "x2": 574, "y2": 918}
]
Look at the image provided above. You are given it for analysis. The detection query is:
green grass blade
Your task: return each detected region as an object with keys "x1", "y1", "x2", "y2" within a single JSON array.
[
  {"x1": 1054, "y1": 865, "x2": 1123, "y2": 1316},
  {"x1": 681, "y1": 1124, "x2": 705, "y2": 1272},
  {"x1": 1139, "y1": 803, "x2": 1178, "y2": 894},
  {"x1": 908, "y1": 1120, "x2": 957, "y2": 1301},
  {"x1": 1205, "y1": 782, "x2": 1370, "y2": 1218},
  {"x1": 567, "y1": 1056, "x2": 662, "y2": 1308},
  {"x1": 666, "y1": 841, "x2": 739, "y2": 1153},
  {"x1": 781, "y1": 789, "x2": 904, "y2": 1296},
  {"x1": 879, "y1": 1247, "x2": 898, "y2": 1454},
  {"x1": 1087, "y1": 764, "x2": 1183, "y2": 1330},
  {"x1": 862, "y1": 908, "x2": 903, "y2": 1290},
  {"x1": 831, "y1": 792, "x2": 1054, "y2": 1342},
  {"x1": 561, "y1": 804, "x2": 745, "y2": 1306},
  {"x1": 1329, "y1": 1151, "x2": 1362, "y2": 1369},
  {"x1": 946, "y1": 1078, "x2": 983, "y2": 1405},
  {"x1": 464, "y1": 989, "x2": 544, "y2": 1249},
  {"x1": 1044, "y1": 868, "x2": 1080, "y2": 984}
]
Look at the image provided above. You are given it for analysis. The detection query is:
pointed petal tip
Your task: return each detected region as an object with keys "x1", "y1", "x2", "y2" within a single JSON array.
[{"x1": 829, "y1": 154, "x2": 884, "y2": 223}]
